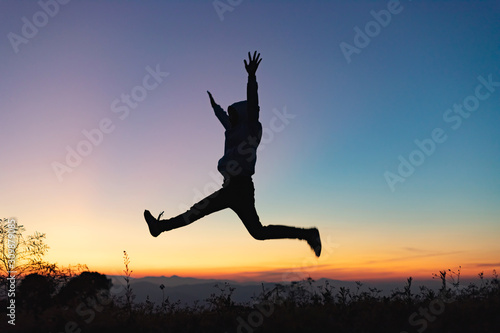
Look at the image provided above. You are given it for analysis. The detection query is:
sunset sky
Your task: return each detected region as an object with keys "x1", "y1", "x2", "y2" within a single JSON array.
[{"x1": 1, "y1": 0, "x2": 499, "y2": 283}]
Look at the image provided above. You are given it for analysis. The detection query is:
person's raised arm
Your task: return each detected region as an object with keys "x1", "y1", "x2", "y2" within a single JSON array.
[
  {"x1": 207, "y1": 91, "x2": 230, "y2": 130},
  {"x1": 244, "y1": 51, "x2": 262, "y2": 122}
]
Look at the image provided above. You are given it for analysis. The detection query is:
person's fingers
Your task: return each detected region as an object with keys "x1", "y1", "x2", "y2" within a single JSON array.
[
  {"x1": 244, "y1": 59, "x2": 248, "y2": 67},
  {"x1": 253, "y1": 50, "x2": 257, "y2": 61},
  {"x1": 257, "y1": 58, "x2": 262, "y2": 67}
]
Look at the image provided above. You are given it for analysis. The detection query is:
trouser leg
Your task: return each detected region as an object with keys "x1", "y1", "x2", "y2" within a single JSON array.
[
  {"x1": 230, "y1": 177, "x2": 311, "y2": 241},
  {"x1": 165, "y1": 186, "x2": 230, "y2": 231},
  {"x1": 233, "y1": 204, "x2": 310, "y2": 240}
]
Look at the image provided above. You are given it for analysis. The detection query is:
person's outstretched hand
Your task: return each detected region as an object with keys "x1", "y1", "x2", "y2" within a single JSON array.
[
  {"x1": 207, "y1": 91, "x2": 217, "y2": 108},
  {"x1": 244, "y1": 51, "x2": 262, "y2": 76}
]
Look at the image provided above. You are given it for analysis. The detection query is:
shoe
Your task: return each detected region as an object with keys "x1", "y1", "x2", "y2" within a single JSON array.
[
  {"x1": 144, "y1": 210, "x2": 164, "y2": 237},
  {"x1": 307, "y1": 228, "x2": 321, "y2": 257}
]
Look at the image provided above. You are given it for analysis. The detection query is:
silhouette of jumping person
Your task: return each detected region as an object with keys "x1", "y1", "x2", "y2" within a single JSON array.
[{"x1": 144, "y1": 51, "x2": 321, "y2": 257}]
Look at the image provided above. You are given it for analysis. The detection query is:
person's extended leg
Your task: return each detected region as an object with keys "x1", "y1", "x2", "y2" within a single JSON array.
[
  {"x1": 145, "y1": 185, "x2": 230, "y2": 237},
  {"x1": 233, "y1": 204, "x2": 306, "y2": 239},
  {"x1": 229, "y1": 177, "x2": 322, "y2": 256}
]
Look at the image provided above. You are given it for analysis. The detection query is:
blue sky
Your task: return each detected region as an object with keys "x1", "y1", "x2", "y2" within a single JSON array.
[{"x1": 1, "y1": 0, "x2": 499, "y2": 280}]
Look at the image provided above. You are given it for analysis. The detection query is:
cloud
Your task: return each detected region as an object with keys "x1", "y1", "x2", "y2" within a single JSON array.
[
  {"x1": 234, "y1": 264, "x2": 334, "y2": 282},
  {"x1": 364, "y1": 250, "x2": 463, "y2": 265},
  {"x1": 402, "y1": 247, "x2": 425, "y2": 252},
  {"x1": 467, "y1": 262, "x2": 500, "y2": 268}
]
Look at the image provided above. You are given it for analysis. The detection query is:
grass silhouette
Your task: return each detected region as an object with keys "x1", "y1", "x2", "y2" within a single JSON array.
[{"x1": 1, "y1": 253, "x2": 499, "y2": 333}]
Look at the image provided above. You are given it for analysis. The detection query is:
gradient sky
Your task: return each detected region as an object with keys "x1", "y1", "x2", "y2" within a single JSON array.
[{"x1": 1, "y1": 0, "x2": 499, "y2": 283}]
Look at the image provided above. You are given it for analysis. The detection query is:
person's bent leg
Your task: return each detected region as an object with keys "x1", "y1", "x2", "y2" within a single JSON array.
[
  {"x1": 234, "y1": 206, "x2": 322, "y2": 257},
  {"x1": 229, "y1": 177, "x2": 322, "y2": 256},
  {"x1": 233, "y1": 204, "x2": 313, "y2": 241},
  {"x1": 229, "y1": 177, "x2": 316, "y2": 241}
]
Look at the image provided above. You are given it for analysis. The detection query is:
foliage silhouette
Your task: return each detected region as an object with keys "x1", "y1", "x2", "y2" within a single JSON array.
[
  {"x1": 0, "y1": 219, "x2": 51, "y2": 297},
  {"x1": 56, "y1": 271, "x2": 112, "y2": 306},
  {"x1": 1, "y1": 267, "x2": 499, "y2": 332},
  {"x1": 18, "y1": 273, "x2": 55, "y2": 321}
]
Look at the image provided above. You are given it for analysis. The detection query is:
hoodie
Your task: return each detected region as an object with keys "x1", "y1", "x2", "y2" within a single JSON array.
[{"x1": 213, "y1": 74, "x2": 262, "y2": 179}]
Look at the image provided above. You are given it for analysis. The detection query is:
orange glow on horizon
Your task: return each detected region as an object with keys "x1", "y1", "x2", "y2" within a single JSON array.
[{"x1": 96, "y1": 263, "x2": 498, "y2": 284}]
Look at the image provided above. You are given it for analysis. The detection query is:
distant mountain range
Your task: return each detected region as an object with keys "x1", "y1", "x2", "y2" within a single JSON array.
[{"x1": 106, "y1": 275, "x2": 438, "y2": 306}]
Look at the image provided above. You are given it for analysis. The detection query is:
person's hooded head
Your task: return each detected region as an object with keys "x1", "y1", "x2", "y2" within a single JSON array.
[{"x1": 227, "y1": 101, "x2": 247, "y2": 128}]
